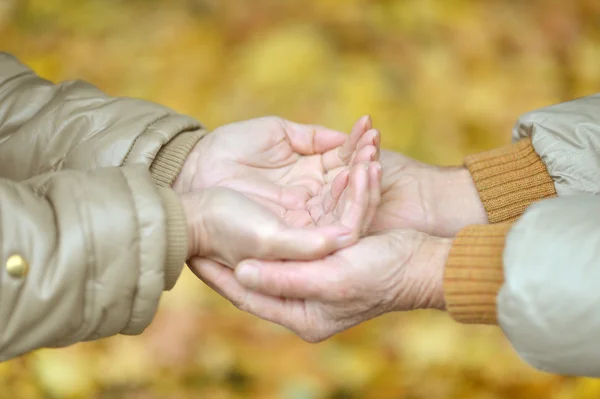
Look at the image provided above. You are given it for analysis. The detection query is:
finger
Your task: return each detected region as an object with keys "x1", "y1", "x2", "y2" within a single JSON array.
[
  {"x1": 189, "y1": 257, "x2": 295, "y2": 325},
  {"x1": 324, "y1": 166, "x2": 345, "y2": 184},
  {"x1": 309, "y1": 167, "x2": 350, "y2": 224},
  {"x1": 307, "y1": 193, "x2": 326, "y2": 224},
  {"x1": 338, "y1": 163, "x2": 370, "y2": 232},
  {"x1": 267, "y1": 224, "x2": 354, "y2": 261},
  {"x1": 329, "y1": 168, "x2": 350, "y2": 210},
  {"x1": 221, "y1": 178, "x2": 309, "y2": 210},
  {"x1": 352, "y1": 144, "x2": 377, "y2": 164},
  {"x1": 320, "y1": 168, "x2": 349, "y2": 216},
  {"x1": 362, "y1": 162, "x2": 382, "y2": 235},
  {"x1": 321, "y1": 115, "x2": 371, "y2": 170},
  {"x1": 322, "y1": 124, "x2": 376, "y2": 183},
  {"x1": 282, "y1": 120, "x2": 348, "y2": 154},
  {"x1": 351, "y1": 129, "x2": 381, "y2": 164},
  {"x1": 235, "y1": 259, "x2": 333, "y2": 299},
  {"x1": 307, "y1": 167, "x2": 349, "y2": 223}
]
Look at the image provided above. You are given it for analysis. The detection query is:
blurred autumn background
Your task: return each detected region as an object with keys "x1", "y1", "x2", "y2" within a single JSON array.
[{"x1": 2, "y1": 0, "x2": 600, "y2": 398}]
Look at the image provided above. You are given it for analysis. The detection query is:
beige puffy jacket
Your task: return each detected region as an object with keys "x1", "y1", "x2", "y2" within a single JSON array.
[
  {"x1": 0, "y1": 53, "x2": 205, "y2": 361},
  {"x1": 444, "y1": 94, "x2": 600, "y2": 376}
]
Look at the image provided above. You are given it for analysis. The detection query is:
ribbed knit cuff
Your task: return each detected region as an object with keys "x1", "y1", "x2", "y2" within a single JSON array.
[
  {"x1": 150, "y1": 129, "x2": 208, "y2": 188},
  {"x1": 157, "y1": 188, "x2": 188, "y2": 291},
  {"x1": 444, "y1": 223, "x2": 513, "y2": 325},
  {"x1": 464, "y1": 138, "x2": 557, "y2": 223}
]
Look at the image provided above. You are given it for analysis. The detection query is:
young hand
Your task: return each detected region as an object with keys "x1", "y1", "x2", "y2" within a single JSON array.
[{"x1": 181, "y1": 161, "x2": 381, "y2": 268}]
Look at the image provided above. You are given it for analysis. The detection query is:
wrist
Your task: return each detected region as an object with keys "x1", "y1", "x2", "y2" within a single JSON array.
[
  {"x1": 415, "y1": 235, "x2": 452, "y2": 311},
  {"x1": 387, "y1": 231, "x2": 452, "y2": 313},
  {"x1": 151, "y1": 129, "x2": 206, "y2": 189},
  {"x1": 172, "y1": 137, "x2": 205, "y2": 194},
  {"x1": 180, "y1": 192, "x2": 204, "y2": 259},
  {"x1": 429, "y1": 166, "x2": 487, "y2": 236},
  {"x1": 180, "y1": 189, "x2": 220, "y2": 259}
]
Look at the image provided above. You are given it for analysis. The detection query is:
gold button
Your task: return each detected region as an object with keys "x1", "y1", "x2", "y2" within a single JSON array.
[{"x1": 6, "y1": 255, "x2": 29, "y2": 278}]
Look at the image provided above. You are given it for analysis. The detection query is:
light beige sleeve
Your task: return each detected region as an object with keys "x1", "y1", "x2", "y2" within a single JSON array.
[
  {"x1": 513, "y1": 93, "x2": 600, "y2": 197},
  {"x1": 0, "y1": 52, "x2": 206, "y2": 186},
  {"x1": 444, "y1": 137, "x2": 558, "y2": 324},
  {"x1": 0, "y1": 166, "x2": 187, "y2": 361}
]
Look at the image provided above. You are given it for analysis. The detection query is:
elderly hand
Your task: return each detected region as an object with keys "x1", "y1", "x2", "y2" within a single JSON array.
[
  {"x1": 174, "y1": 116, "x2": 380, "y2": 227},
  {"x1": 188, "y1": 229, "x2": 451, "y2": 342},
  {"x1": 371, "y1": 150, "x2": 487, "y2": 237},
  {"x1": 180, "y1": 161, "x2": 381, "y2": 268}
]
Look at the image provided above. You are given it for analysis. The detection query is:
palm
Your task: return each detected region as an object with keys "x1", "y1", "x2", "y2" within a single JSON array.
[
  {"x1": 370, "y1": 150, "x2": 433, "y2": 234},
  {"x1": 177, "y1": 117, "x2": 378, "y2": 227}
]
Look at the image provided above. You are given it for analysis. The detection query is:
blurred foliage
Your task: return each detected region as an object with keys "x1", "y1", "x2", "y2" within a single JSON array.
[{"x1": 1, "y1": 0, "x2": 600, "y2": 398}]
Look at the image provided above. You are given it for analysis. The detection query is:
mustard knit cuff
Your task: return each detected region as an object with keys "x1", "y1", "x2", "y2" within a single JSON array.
[
  {"x1": 464, "y1": 138, "x2": 557, "y2": 223},
  {"x1": 150, "y1": 129, "x2": 208, "y2": 188},
  {"x1": 444, "y1": 223, "x2": 512, "y2": 325},
  {"x1": 157, "y1": 188, "x2": 188, "y2": 291}
]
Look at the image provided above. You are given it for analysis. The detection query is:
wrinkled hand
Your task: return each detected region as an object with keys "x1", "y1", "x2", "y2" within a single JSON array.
[
  {"x1": 372, "y1": 150, "x2": 487, "y2": 237},
  {"x1": 174, "y1": 116, "x2": 380, "y2": 227},
  {"x1": 188, "y1": 230, "x2": 451, "y2": 342},
  {"x1": 181, "y1": 161, "x2": 382, "y2": 267}
]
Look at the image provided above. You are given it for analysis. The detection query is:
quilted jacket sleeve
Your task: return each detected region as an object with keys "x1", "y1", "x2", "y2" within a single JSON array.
[
  {"x1": 0, "y1": 166, "x2": 186, "y2": 361},
  {"x1": 0, "y1": 52, "x2": 206, "y2": 187}
]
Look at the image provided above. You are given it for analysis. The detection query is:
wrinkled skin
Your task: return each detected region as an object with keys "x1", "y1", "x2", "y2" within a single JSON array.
[
  {"x1": 372, "y1": 150, "x2": 488, "y2": 237},
  {"x1": 189, "y1": 229, "x2": 451, "y2": 343}
]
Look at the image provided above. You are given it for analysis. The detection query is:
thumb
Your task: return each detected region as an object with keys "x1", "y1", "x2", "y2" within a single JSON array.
[
  {"x1": 262, "y1": 224, "x2": 355, "y2": 261},
  {"x1": 235, "y1": 259, "x2": 332, "y2": 299}
]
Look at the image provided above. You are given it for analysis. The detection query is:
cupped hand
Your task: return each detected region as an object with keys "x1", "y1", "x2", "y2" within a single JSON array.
[
  {"x1": 188, "y1": 229, "x2": 451, "y2": 343},
  {"x1": 371, "y1": 150, "x2": 487, "y2": 237},
  {"x1": 174, "y1": 116, "x2": 380, "y2": 222},
  {"x1": 181, "y1": 161, "x2": 381, "y2": 268}
]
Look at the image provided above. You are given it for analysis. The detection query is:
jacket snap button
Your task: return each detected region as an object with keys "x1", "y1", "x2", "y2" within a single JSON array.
[{"x1": 6, "y1": 255, "x2": 29, "y2": 278}]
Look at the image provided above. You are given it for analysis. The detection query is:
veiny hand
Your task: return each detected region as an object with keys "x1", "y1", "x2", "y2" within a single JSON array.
[
  {"x1": 174, "y1": 116, "x2": 380, "y2": 228},
  {"x1": 372, "y1": 150, "x2": 488, "y2": 237},
  {"x1": 188, "y1": 229, "x2": 451, "y2": 343},
  {"x1": 181, "y1": 161, "x2": 381, "y2": 268}
]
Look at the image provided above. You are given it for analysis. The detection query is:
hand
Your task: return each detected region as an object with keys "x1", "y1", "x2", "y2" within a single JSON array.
[
  {"x1": 188, "y1": 230, "x2": 451, "y2": 342},
  {"x1": 180, "y1": 161, "x2": 382, "y2": 267},
  {"x1": 174, "y1": 116, "x2": 380, "y2": 227},
  {"x1": 372, "y1": 150, "x2": 488, "y2": 237}
]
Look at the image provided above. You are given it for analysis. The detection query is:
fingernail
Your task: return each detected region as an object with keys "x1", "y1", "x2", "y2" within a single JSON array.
[
  {"x1": 236, "y1": 263, "x2": 259, "y2": 288},
  {"x1": 370, "y1": 129, "x2": 379, "y2": 143}
]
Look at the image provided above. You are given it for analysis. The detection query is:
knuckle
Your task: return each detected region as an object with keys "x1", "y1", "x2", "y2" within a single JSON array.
[
  {"x1": 298, "y1": 329, "x2": 327, "y2": 344},
  {"x1": 311, "y1": 235, "x2": 328, "y2": 254},
  {"x1": 264, "y1": 271, "x2": 290, "y2": 296},
  {"x1": 253, "y1": 225, "x2": 279, "y2": 257},
  {"x1": 229, "y1": 298, "x2": 243, "y2": 310},
  {"x1": 229, "y1": 294, "x2": 249, "y2": 312},
  {"x1": 327, "y1": 273, "x2": 356, "y2": 301},
  {"x1": 296, "y1": 328, "x2": 323, "y2": 343},
  {"x1": 267, "y1": 116, "x2": 286, "y2": 130},
  {"x1": 293, "y1": 319, "x2": 330, "y2": 344}
]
